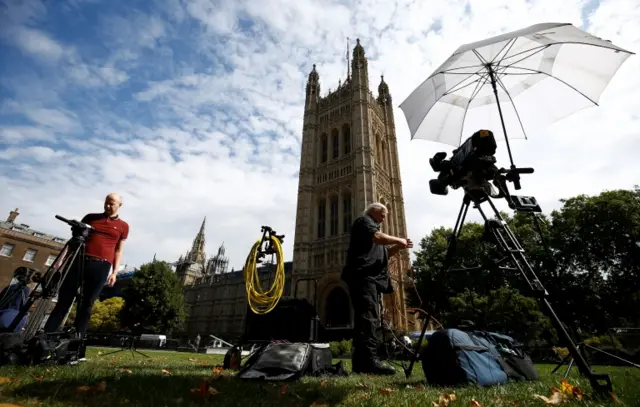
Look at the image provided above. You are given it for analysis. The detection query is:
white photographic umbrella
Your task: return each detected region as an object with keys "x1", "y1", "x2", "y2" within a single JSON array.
[{"x1": 399, "y1": 22, "x2": 634, "y2": 168}]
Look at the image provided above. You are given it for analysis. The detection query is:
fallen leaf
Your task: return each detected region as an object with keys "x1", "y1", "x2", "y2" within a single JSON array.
[
  {"x1": 320, "y1": 380, "x2": 328, "y2": 387},
  {"x1": 470, "y1": 399, "x2": 483, "y2": 407},
  {"x1": 95, "y1": 381, "x2": 107, "y2": 392},
  {"x1": 120, "y1": 369, "x2": 133, "y2": 374},
  {"x1": 161, "y1": 369, "x2": 170, "y2": 375},
  {"x1": 433, "y1": 393, "x2": 457, "y2": 407},
  {"x1": 379, "y1": 388, "x2": 395, "y2": 395},
  {"x1": 354, "y1": 382, "x2": 369, "y2": 389},
  {"x1": 415, "y1": 384, "x2": 425, "y2": 391},
  {"x1": 0, "y1": 377, "x2": 11, "y2": 384},
  {"x1": 279, "y1": 383, "x2": 288, "y2": 397},
  {"x1": 188, "y1": 358, "x2": 197, "y2": 362},
  {"x1": 610, "y1": 392, "x2": 621, "y2": 404},
  {"x1": 76, "y1": 386, "x2": 92, "y2": 393},
  {"x1": 533, "y1": 389, "x2": 566, "y2": 405},
  {"x1": 0, "y1": 404, "x2": 22, "y2": 407},
  {"x1": 212, "y1": 367, "x2": 224, "y2": 376}
]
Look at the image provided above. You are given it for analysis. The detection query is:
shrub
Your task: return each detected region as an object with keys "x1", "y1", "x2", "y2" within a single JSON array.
[{"x1": 329, "y1": 340, "x2": 352, "y2": 358}]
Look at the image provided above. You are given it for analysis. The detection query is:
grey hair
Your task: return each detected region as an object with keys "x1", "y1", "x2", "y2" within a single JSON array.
[{"x1": 364, "y1": 202, "x2": 388, "y2": 216}]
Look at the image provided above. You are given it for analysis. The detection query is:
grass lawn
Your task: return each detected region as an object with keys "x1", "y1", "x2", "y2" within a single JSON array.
[{"x1": 0, "y1": 347, "x2": 638, "y2": 406}]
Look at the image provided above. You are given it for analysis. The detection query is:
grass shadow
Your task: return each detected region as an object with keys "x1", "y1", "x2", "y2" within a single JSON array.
[{"x1": 8, "y1": 372, "x2": 353, "y2": 407}]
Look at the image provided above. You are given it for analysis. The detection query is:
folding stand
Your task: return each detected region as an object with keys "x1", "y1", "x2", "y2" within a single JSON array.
[{"x1": 99, "y1": 334, "x2": 150, "y2": 359}]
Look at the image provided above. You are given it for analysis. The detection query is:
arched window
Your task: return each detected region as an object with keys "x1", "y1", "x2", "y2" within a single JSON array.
[
  {"x1": 320, "y1": 134, "x2": 328, "y2": 163},
  {"x1": 331, "y1": 128, "x2": 339, "y2": 159},
  {"x1": 329, "y1": 195, "x2": 339, "y2": 236},
  {"x1": 342, "y1": 191, "x2": 352, "y2": 234},
  {"x1": 342, "y1": 124, "x2": 351, "y2": 155},
  {"x1": 317, "y1": 199, "x2": 326, "y2": 238}
]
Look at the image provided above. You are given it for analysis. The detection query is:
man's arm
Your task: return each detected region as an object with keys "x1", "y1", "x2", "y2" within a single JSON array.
[
  {"x1": 112, "y1": 239, "x2": 125, "y2": 274},
  {"x1": 373, "y1": 231, "x2": 406, "y2": 247}
]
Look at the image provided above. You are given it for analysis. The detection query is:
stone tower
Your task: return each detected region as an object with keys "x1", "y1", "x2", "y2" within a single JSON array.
[
  {"x1": 291, "y1": 39, "x2": 412, "y2": 334},
  {"x1": 176, "y1": 217, "x2": 207, "y2": 285}
]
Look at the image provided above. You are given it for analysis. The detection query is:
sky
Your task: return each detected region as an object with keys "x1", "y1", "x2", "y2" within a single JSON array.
[{"x1": 0, "y1": 0, "x2": 638, "y2": 272}]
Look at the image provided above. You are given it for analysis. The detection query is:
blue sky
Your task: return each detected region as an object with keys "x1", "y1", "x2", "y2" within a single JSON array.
[{"x1": 1, "y1": 0, "x2": 638, "y2": 271}]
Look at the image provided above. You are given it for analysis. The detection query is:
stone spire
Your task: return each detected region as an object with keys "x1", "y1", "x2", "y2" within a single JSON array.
[
  {"x1": 378, "y1": 75, "x2": 391, "y2": 105},
  {"x1": 187, "y1": 217, "x2": 206, "y2": 264},
  {"x1": 206, "y1": 242, "x2": 230, "y2": 275}
]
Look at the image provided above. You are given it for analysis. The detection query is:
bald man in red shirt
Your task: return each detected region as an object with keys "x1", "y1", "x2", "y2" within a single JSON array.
[{"x1": 44, "y1": 193, "x2": 129, "y2": 347}]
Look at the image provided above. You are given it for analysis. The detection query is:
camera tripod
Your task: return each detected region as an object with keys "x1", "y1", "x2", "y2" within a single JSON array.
[
  {"x1": 3, "y1": 215, "x2": 91, "y2": 341},
  {"x1": 100, "y1": 330, "x2": 150, "y2": 359},
  {"x1": 440, "y1": 179, "x2": 613, "y2": 396}
]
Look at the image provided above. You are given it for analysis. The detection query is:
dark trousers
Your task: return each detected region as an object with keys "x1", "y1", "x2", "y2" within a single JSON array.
[
  {"x1": 44, "y1": 257, "x2": 111, "y2": 336},
  {"x1": 348, "y1": 279, "x2": 381, "y2": 364}
]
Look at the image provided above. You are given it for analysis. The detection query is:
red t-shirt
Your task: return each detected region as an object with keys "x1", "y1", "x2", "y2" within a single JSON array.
[{"x1": 81, "y1": 213, "x2": 129, "y2": 264}]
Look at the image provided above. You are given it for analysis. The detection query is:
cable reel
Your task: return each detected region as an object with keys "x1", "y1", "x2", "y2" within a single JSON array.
[{"x1": 242, "y1": 226, "x2": 286, "y2": 315}]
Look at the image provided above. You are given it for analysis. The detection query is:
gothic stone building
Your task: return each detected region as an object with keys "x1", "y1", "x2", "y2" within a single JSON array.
[
  {"x1": 176, "y1": 40, "x2": 419, "y2": 342},
  {"x1": 175, "y1": 218, "x2": 292, "y2": 342},
  {"x1": 291, "y1": 39, "x2": 415, "y2": 335}
]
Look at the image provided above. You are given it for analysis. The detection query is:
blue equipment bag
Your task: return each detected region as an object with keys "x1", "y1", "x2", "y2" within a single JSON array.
[{"x1": 421, "y1": 328, "x2": 537, "y2": 387}]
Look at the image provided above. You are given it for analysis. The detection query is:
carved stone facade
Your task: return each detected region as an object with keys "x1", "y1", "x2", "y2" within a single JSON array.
[{"x1": 291, "y1": 40, "x2": 416, "y2": 337}]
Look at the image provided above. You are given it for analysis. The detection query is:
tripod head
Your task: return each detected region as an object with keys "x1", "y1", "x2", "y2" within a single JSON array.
[{"x1": 55, "y1": 215, "x2": 93, "y2": 244}]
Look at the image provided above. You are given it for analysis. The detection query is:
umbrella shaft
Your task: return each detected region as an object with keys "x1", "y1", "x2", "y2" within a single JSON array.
[{"x1": 488, "y1": 66, "x2": 516, "y2": 170}]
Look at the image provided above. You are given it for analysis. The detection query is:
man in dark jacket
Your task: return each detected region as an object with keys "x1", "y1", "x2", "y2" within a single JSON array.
[{"x1": 342, "y1": 202, "x2": 413, "y2": 375}]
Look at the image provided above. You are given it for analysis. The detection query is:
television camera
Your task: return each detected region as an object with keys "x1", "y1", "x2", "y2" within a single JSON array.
[
  {"x1": 0, "y1": 215, "x2": 95, "y2": 366},
  {"x1": 428, "y1": 129, "x2": 533, "y2": 198},
  {"x1": 411, "y1": 129, "x2": 614, "y2": 396}
]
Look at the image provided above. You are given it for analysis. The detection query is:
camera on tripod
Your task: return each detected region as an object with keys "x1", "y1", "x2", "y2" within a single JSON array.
[{"x1": 428, "y1": 129, "x2": 499, "y2": 196}]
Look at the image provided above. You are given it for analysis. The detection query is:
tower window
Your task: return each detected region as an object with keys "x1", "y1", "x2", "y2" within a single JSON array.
[
  {"x1": 317, "y1": 200, "x2": 326, "y2": 238},
  {"x1": 330, "y1": 196, "x2": 339, "y2": 236},
  {"x1": 343, "y1": 193, "x2": 352, "y2": 233},
  {"x1": 321, "y1": 134, "x2": 328, "y2": 163},
  {"x1": 343, "y1": 125, "x2": 351, "y2": 155},
  {"x1": 332, "y1": 130, "x2": 339, "y2": 159}
]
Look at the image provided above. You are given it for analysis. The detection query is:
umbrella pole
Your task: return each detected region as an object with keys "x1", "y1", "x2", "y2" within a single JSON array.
[{"x1": 488, "y1": 65, "x2": 521, "y2": 189}]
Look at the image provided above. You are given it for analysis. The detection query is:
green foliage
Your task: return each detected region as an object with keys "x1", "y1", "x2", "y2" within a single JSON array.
[
  {"x1": 329, "y1": 339, "x2": 352, "y2": 358},
  {"x1": 409, "y1": 187, "x2": 640, "y2": 344},
  {"x1": 89, "y1": 297, "x2": 125, "y2": 331},
  {"x1": 120, "y1": 261, "x2": 186, "y2": 333},
  {"x1": 446, "y1": 287, "x2": 554, "y2": 343},
  {"x1": 63, "y1": 297, "x2": 124, "y2": 332}
]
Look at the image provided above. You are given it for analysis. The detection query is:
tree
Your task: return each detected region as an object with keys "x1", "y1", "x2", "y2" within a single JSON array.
[
  {"x1": 120, "y1": 261, "x2": 186, "y2": 333},
  {"x1": 63, "y1": 297, "x2": 124, "y2": 332},
  {"x1": 446, "y1": 287, "x2": 554, "y2": 343},
  {"x1": 408, "y1": 186, "x2": 640, "y2": 342},
  {"x1": 89, "y1": 297, "x2": 125, "y2": 331},
  {"x1": 409, "y1": 211, "x2": 549, "y2": 320},
  {"x1": 548, "y1": 187, "x2": 640, "y2": 332}
]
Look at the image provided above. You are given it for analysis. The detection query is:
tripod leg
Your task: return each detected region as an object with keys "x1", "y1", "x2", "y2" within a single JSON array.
[
  {"x1": 551, "y1": 352, "x2": 573, "y2": 374},
  {"x1": 476, "y1": 195, "x2": 613, "y2": 396},
  {"x1": 445, "y1": 196, "x2": 471, "y2": 268}
]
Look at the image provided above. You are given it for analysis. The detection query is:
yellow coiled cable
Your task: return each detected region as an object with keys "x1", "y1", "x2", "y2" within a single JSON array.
[{"x1": 242, "y1": 236, "x2": 286, "y2": 315}]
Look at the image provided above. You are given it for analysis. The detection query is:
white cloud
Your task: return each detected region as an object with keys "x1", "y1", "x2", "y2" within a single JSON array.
[{"x1": 0, "y1": 0, "x2": 638, "y2": 274}]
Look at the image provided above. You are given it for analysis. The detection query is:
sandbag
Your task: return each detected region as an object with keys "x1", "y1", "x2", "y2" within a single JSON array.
[
  {"x1": 237, "y1": 342, "x2": 345, "y2": 381},
  {"x1": 482, "y1": 332, "x2": 539, "y2": 381},
  {"x1": 421, "y1": 328, "x2": 509, "y2": 387}
]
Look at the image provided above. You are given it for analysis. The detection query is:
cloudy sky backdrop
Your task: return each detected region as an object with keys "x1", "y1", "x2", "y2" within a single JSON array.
[{"x1": 1, "y1": 0, "x2": 638, "y2": 271}]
